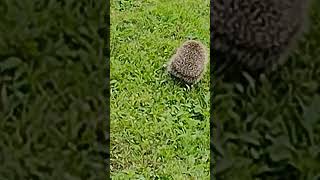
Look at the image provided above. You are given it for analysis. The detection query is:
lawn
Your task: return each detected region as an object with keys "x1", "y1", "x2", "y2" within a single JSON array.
[
  {"x1": 212, "y1": 1, "x2": 320, "y2": 179},
  {"x1": 110, "y1": 0, "x2": 210, "y2": 179}
]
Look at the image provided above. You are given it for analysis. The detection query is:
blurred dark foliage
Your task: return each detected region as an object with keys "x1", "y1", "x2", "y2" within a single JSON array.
[
  {"x1": 0, "y1": 0, "x2": 108, "y2": 179},
  {"x1": 211, "y1": 1, "x2": 320, "y2": 180}
]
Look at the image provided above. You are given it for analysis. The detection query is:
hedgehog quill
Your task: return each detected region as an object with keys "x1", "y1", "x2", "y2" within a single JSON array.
[{"x1": 167, "y1": 40, "x2": 208, "y2": 84}]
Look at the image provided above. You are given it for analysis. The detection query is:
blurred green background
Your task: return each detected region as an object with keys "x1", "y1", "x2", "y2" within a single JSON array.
[
  {"x1": 213, "y1": 1, "x2": 320, "y2": 179},
  {"x1": 0, "y1": 1, "x2": 107, "y2": 179}
]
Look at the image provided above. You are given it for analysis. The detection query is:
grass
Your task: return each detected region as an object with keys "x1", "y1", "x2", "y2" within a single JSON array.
[
  {"x1": 213, "y1": 2, "x2": 320, "y2": 179},
  {"x1": 0, "y1": 1, "x2": 106, "y2": 179},
  {"x1": 110, "y1": 0, "x2": 210, "y2": 179}
]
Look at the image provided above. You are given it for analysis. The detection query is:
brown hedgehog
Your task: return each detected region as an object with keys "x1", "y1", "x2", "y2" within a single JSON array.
[
  {"x1": 211, "y1": 0, "x2": 311, "y2": 77},
  {"x1": 167, "y1": 40, "x2": 208, "y2": 84}
]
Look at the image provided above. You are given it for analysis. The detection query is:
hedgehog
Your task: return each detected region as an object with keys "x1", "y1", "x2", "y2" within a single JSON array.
[
  {"x1": 167, "y1": 40, "x2": 208, "y2": 84},
  {"x1": 211, "y1": 0, "x2": 311, "y2": 78}
]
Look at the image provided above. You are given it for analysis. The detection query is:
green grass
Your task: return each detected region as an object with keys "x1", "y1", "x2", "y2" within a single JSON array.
[
  {"x1": 110, "y1": 0, "x2": 210, "y2": 179},
  {"x1": 213, "y1": 2, "x2": 320, "y2": 179}
]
